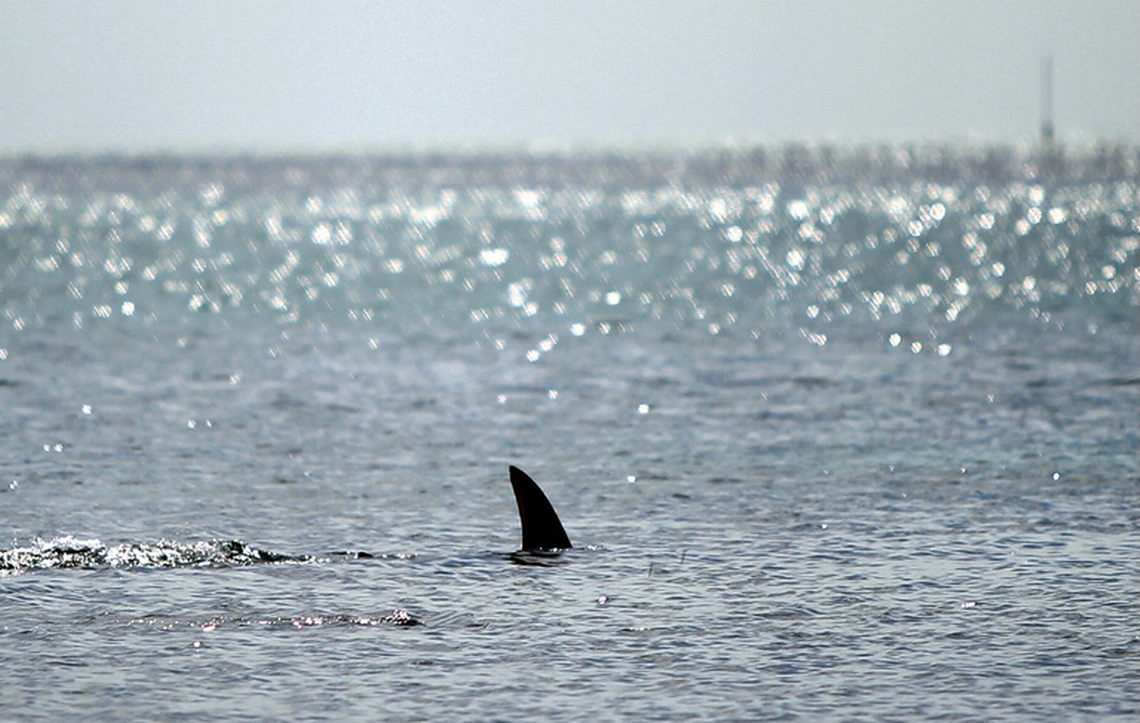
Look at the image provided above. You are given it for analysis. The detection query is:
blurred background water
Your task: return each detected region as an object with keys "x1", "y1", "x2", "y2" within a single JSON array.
[{"x1": 1, "y1": 146, "x2": 1137, "y2": 721}]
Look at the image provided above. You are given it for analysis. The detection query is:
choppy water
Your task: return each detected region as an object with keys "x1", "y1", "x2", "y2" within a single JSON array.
[{"x1": 1, "y1": 147, "x2": 1138, "y2": 721}]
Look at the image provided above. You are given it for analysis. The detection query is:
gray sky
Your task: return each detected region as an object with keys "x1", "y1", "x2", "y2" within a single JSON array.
[{"x1": 1, "y1": 0, "x2": 1137, "y2": 153}]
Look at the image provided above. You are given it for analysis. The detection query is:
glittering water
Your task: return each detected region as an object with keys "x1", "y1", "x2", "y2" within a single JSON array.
[{"x1": 1, "y1": 148, "x2": 1137, "y2": 722}]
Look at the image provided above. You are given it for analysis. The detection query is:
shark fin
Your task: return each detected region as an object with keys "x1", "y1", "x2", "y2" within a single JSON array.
[{"x1": 509, "y1": 466, "x2": 572, "y2": 551}]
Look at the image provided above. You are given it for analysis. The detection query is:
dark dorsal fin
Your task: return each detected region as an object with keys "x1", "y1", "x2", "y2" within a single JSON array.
[{"x1": 509, "y1": 466, "x2": 572, "y2": 551}]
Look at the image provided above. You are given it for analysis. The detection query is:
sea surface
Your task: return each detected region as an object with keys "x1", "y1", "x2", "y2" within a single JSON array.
[{"x1": 1, "y1": 146, "x2": 1137, "y2": 722}]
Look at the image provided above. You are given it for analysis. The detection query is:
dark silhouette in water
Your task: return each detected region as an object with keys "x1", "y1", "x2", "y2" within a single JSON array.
[{"x1": 508, "y1": 466, "x2": 572, "y2": 552}]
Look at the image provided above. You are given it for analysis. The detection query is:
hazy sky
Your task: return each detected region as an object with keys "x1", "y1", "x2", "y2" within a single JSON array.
[{"x1": 2, "y1": 0, "x2": 1137, "y2": 152}]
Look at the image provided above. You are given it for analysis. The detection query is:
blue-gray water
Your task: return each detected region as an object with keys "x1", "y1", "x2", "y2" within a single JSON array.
[{"x1": 1, "y1": 147, "x2": 1138, "y2": 721}]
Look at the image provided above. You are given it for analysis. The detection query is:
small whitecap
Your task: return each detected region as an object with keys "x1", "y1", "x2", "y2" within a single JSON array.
[
  {"x1": 479, "y1": 248, "x2": 510, "y2": 267},
  {"x1": 507, "y1": 282, "x2": 529, "y2": 308},
  {"x1": 786, "y1": 248, "x2": 805, "y2": 270}
]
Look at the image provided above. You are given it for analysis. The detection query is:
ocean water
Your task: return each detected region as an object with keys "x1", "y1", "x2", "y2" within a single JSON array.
[{"x1": 1, "y1": 147, "x2": 1137, "y2": 722}]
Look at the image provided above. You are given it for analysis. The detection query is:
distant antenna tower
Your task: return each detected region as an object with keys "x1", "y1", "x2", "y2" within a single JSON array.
[{"x1": 1040, "y1": 53, "x2": 1055, "y2": 150}]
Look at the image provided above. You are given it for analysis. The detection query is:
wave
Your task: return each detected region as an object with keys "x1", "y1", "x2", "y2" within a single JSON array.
[
  {"x1": 0, "y1": 535, "x2": 310, "y2": 576},
  {"x1": 127, "y1": 611, "x2": 423, "y2": 629}
]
